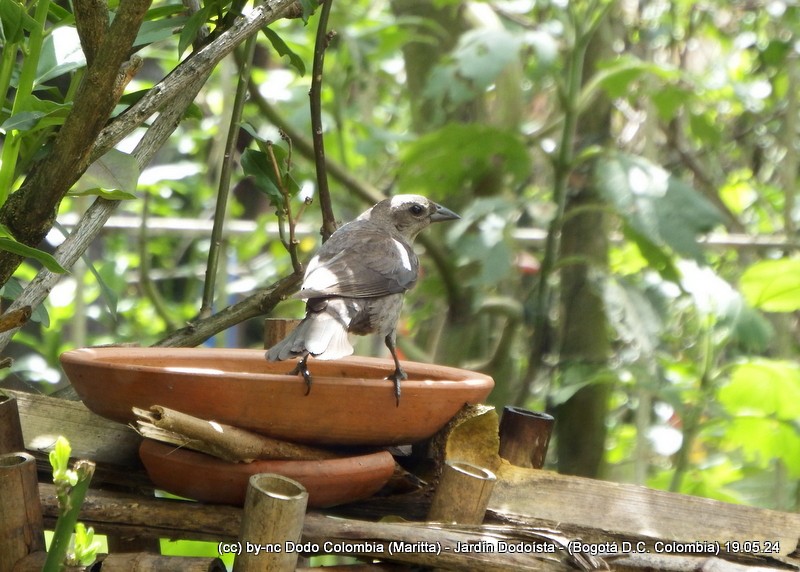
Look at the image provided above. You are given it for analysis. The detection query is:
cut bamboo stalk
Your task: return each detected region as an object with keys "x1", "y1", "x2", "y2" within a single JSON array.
[
  {"x1": 0, "y1": 452, "x2": 44, "y2": 572},
  {"x1": 0, "y1": 393, "x2": 25, "y2": 454},
  {"x1": 234, "y1": 473, "x2": 308, "y2": 572},
  {"x1": 134, "y1": 405, "x2": 338, "y2": 462},
  {"x1": 427, "y1": 460, "x2": 496, "y2": 524},
  {"x1": 498, "y1": 406, "x2": 554, "y2": 469}
]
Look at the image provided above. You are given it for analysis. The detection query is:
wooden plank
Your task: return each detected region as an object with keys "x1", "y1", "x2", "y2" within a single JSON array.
[
  {"x1": 6, "y1": 389, "x2": 140, "y2": 468},
  {"x1": 491, "y1": 464, "x2": 800, "y2": 558}
]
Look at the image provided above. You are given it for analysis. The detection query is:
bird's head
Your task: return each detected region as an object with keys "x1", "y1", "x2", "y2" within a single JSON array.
[{"x1": 360, "y1": 194, "x2": 460, "y2": 241}]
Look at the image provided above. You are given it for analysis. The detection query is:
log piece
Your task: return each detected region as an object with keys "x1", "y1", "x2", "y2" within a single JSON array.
[
  {"x1": 12, "y1": 551, "x2": 225, "y2": 571},
  {"x1": 134, "y1": 405, "x2": 338, "y2": 462}
]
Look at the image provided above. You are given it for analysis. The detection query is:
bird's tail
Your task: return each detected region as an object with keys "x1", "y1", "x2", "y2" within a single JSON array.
[{"x1": 266, "y1": 299, "x2": 355, "y2": 362}]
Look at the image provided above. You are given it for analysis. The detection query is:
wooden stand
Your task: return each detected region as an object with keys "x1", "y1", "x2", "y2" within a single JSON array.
[
  {"x1": 498, "y1": 406, "x2": 554, "y2": 469},
  {"x1": 234, "y1": 473, "x2": 308, "y2": 572},
  {"x1": 0, "y1": 452, "x2": 44, "y2": 572},
  {"x1": 264, "y1": 318, "x2": 301, "y2": 350}
]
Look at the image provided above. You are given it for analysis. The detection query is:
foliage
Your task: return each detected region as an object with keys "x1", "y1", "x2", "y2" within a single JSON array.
[{"x1": 0, "y1": 0, "x2": 798, "y2": 533}]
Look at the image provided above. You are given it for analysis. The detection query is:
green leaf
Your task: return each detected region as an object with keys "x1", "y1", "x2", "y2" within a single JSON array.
[
  {"x1": 0, "y1": 0, "x2": 38, "y2": 43},
  {"x1": 35, "y1": 26, "x2": 86, "y2": 86},
  {"x1": 720, "y1": 359, "x2": 800, "y2": 419},
  {"x1": 261, "y1": 27, "x2": 305, "y2": 76},
  {"x1": 720, "y1": 417, "x2": 800, "y2": 476},
  {"x1": 0, "y1": 224, "x2": 66, "y2": 273},
  {"x1": 298, "y1": 0, "x2": 316, "y2": 23},
  {"x1": 70, "y1": 149, "x2": 140, "y2": 199},
  {"x1": 178, "y1": 7, "x2": 209, "y2": 57},
  {"x1": 739, "y1": 258, "x2": 800, "y2": 312},
  {"x1": 0, "y1": 111, "x2": 46, "y2": 132},
  {"x1": 594, "y1": 152, "x2": 723, "y2": 262},
  {"x1": 241, "y1": 148, "x2": 283, "y2": 207},
  {"x1": 398, "y1": 124, "x2": 530, "y2": 197}
]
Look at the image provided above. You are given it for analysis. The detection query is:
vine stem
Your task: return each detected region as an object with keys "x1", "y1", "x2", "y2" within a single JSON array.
[
  {"x1": 199, "y1": 33, "x2": 258, "y2": 319},
  {"x1": 309, "y1": 0, "x2": 337, "y2": 242}
]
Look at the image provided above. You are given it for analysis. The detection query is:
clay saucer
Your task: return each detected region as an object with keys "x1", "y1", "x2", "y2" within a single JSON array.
[
  {"x1": 60, "y1": 347, "x2": 494, "y2": 446},
  {"x1": 139, "y1": 439, "x2": 395, "y2": 507}
]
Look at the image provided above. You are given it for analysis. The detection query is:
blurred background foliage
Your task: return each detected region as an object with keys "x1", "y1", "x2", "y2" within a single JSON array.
[{"x1": 1, "y1": 0, "x2": 799, "y2": 514}]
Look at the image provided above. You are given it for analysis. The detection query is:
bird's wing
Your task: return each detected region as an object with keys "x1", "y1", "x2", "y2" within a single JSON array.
[{"x1": 297, "y1": 223, "x2": 419, "y2": 299}]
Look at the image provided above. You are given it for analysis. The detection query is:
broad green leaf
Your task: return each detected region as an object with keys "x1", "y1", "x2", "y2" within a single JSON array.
[
  {"x1": 719, "y1": 359, "x2": 800, "y2": 419},
  {"x1": 261, "y1": 27, "x2": 305, "y2": 76},
  {"x1": 70, "y1": 149, "x2": 139, "y2": 199},
  {"x1": 602, "y1": 276, "x2": 663, "y2": 361},
  {"x1": 0, "y1": 279, "x2": 49, "y2": 325},
  {"x1": 298, "y1": 0, "x2": 316, "y2": 23},
  {"x1": 0, "y1": 111, "x2": 46, "y2": 132},
  {"x1": 35, "y1": 26, "x2": 86, "y2": 86},
  {"x1": 720, "y1": 417, "x2": 800, "y2": 476},
  {"x1": 594, "y1": 152, "x2": 723, "y2": 262},
  {"x1": 398, "y1": 124, "x2": 530, "y2": 197},
  {"x1": 739, "y1": 258, "x2": 800, "y2": 312},
  {"x1": 0, "y1": 225, "x2": 65, "y2": 273},
  {"x1": 581, "y1": 56, "x2": 678, "y2": 107}
]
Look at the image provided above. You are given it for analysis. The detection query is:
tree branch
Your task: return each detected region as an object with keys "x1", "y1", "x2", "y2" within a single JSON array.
[{"x1": 309, "y1": 0, "x2": 338, "y2": 241}]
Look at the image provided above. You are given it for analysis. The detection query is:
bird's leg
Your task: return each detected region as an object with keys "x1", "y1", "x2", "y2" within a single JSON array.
[
  {"x1": 288, "y1": 353, "x2": 313, "y2": 396},
  {"x1": 384, "y1": 332, "x2": 407, "y2": 407}
]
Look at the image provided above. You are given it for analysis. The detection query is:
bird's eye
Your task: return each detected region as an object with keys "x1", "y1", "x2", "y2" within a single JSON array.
[{"x1": 409, "y1": 204, "x2": 425, "y2": 216}]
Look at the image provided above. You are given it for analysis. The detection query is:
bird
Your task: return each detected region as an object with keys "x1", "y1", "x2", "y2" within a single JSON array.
[{"x1": 266, "y1": 194, "x2": 460, "y2": 405}]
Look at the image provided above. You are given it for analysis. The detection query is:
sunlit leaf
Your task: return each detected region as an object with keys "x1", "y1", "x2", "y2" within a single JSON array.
[
  {"x1": 739, "y1": 258, "x2": 800, "y2": 312},
  {"x1": 241, "y1": 148, "x2": 283, "y2": 208},
  {"x1": 594, "y1": 152, "x2": 723, "y2": 262},
  {"x1": 70, "y1": 149, "x2": 139, "y2": 199},
  {"x1": 0, "y1": 0, "x2": 38, "y2": 43},
  {"x1": 0, "y1": 225, "x2": 65, "y2": 273},
  {"x1": 35, "y1": 26, "x2": 86, "y2": 86},
  {"x1": 178, "y1": 7, "x2": 209, "y2": 57},
  {"x1": 719, "y1": 359, "x2": 800, "y2": 419}
]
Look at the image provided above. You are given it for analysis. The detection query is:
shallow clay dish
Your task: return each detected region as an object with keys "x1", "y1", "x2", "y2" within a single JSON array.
[
  {"x1": 60, "y1": 347, "x2": 494, "y2": 446},
  {"x1": 139, "y1": 439, "x2": 395, "y2": 507}
]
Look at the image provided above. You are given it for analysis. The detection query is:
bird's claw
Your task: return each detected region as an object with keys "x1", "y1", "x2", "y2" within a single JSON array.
[
  {"x1": 289, "y1": 356, "x2": 313, "y2": 396},
  {"x1": 387, "y1": 367, "x2": 407, "y2": 407}
]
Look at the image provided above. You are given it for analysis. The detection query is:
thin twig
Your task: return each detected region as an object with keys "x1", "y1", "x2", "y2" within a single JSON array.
[
  {"x1": 309, "y1": 0, "x2": 337, "y2": 241},
  {"x1": 266, "y1": 141, "x2": 303, "y2": 274}
]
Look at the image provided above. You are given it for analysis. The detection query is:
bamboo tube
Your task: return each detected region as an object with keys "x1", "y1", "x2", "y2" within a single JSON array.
[
  {"x1": 498, "y1": 406, "x2": 554, "y2": 469},
  {"x1": 234, "y1": 473, "x2": 308, "y2": 572},
  {"x1": 427, "y1": 460, "x2": 496, "y2": 525},
  {"x1": 0, "y1": 452, "x2": 44, "y2": 572},
  {"x1": 0, "y1": 393, "x2": 25, "y2": 454},
  {"x1": 13, "y1": 552, "x2": 226, "y2": 571},
  {"x1": 264, "y1": 318, "x2": 301, "y2": 350}
]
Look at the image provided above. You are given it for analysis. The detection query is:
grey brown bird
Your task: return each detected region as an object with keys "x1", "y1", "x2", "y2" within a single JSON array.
[{"x1": 266, "y1": 194, "x2": 459, "y2": 404}]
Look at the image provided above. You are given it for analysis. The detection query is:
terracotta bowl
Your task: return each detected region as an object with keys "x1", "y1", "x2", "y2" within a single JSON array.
[
  {"x1": 60, "y1": 347, "x2": 494, "y2": 446},
  {"x1": 139, "y1": 439, "x2": 395, "y2": 507}
]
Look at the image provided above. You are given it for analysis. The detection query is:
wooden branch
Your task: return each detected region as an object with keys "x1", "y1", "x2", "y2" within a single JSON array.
[
  {"x1": 153, "y1": 272, "x2": 302, "y2": 347},
  {"x1": 92, "y1": 0, "x2": 301, "y2": 158},
  {"x1": 134, "y1": 406, "x2": 339, "y2": 462},
  {"x1": 14, "y1": 552, "x2": 226, "y2": 572}
]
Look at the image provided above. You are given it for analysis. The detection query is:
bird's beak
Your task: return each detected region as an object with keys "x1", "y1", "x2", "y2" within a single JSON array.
[{"x1": 430, "y1": 203, "x2": 460, "y2": 222}]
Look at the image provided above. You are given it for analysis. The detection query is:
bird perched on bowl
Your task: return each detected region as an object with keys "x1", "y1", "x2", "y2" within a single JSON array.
[{"x1": 266, "y1": 194, "x2": 460, "y2": 405}]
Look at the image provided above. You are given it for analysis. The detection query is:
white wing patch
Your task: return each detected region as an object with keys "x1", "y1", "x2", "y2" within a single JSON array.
[{"x1": 393, "y1": 238, "x2": 413, "y2": 271}]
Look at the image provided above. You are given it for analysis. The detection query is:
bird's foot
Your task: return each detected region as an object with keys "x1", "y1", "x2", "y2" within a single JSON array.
[
  {"x1": 288, "y1": 355, "x2": 313, "y2": 396},
  {"x1": 386, "y1": 367, "x2": 407, "y2": 407}
]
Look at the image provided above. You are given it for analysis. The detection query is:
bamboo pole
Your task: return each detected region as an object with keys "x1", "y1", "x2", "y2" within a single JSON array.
[
  {"x1": 498, "y1": 407, "x2": 554, "y2": 469},
  {"x1": 234, "y1": 473, "x2": 308, "y2": 572},
  {"x1": 427, "y1": 460, "x2": 496, "y2": 525},
  {"x1": 0, "y1": 393, "x2": 25, "y2": 454},
  {"x1": 0, "y1": 452, "x2": 44, "y2": 572}
]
